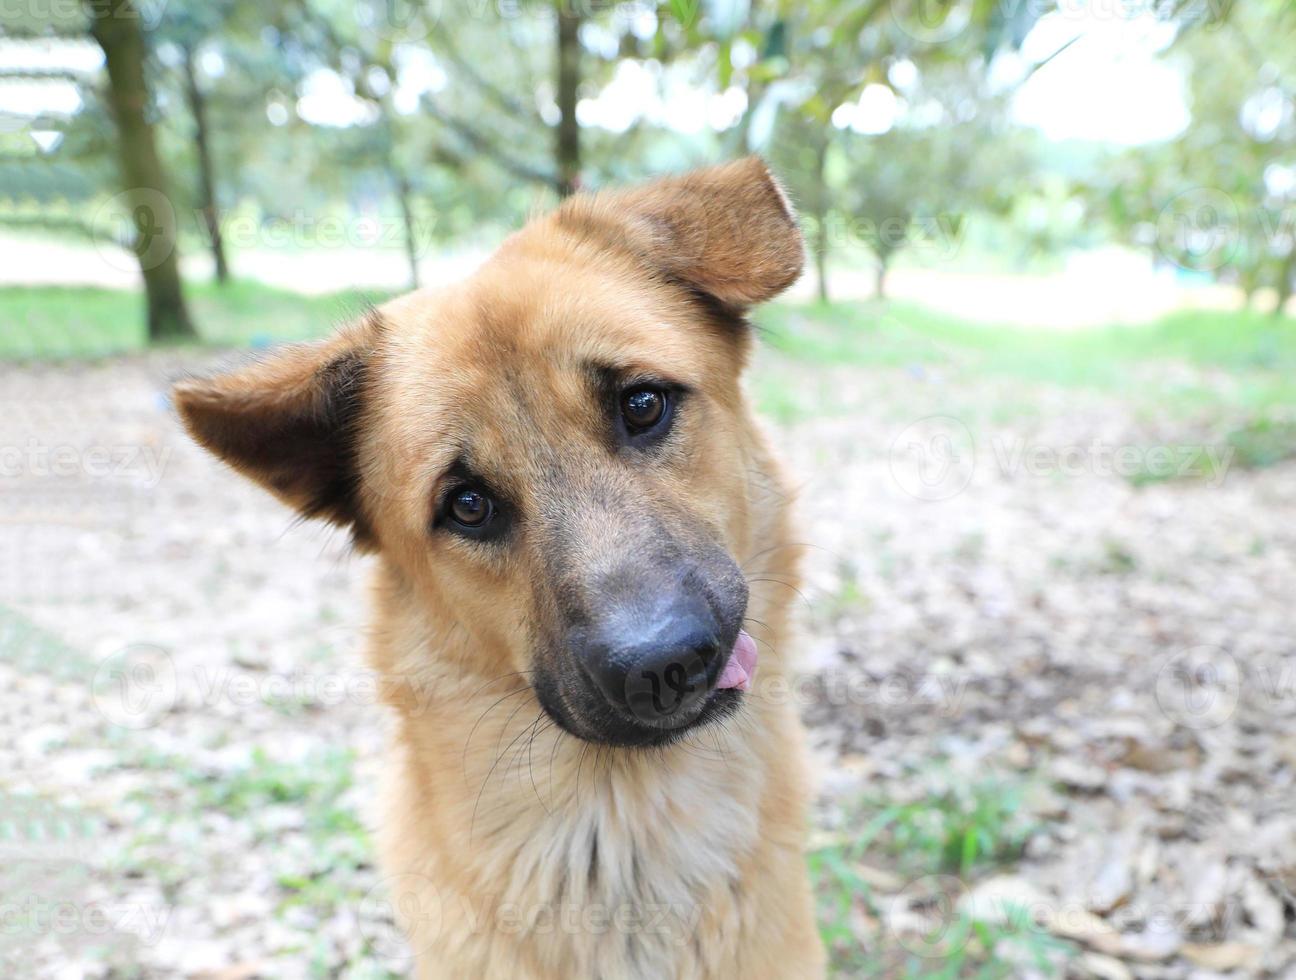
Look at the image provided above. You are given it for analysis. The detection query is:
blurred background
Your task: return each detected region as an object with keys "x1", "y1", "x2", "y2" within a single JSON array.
[{"x1": 2, "y1": 0, "x2": 1295, "y2": 977}]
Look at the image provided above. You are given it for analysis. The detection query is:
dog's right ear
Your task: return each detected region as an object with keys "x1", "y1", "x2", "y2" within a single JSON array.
[{"x1": 171, "y1": 314, "x2": 381, "y2": 546}]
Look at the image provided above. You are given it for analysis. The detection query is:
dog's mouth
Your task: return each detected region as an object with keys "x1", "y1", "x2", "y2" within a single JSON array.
[{"x1": 536, "y1": 629, "x2": 759, "y2": 748}]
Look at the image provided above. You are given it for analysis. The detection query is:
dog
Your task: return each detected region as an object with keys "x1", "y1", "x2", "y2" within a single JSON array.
[{"x1": 175, "y1": 157, "x2": 825, "y2": 979}]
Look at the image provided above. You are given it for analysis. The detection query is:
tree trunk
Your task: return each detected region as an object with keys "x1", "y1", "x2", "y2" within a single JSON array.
[
  {"x1": 813, "y1": 139, "x2": 829, "y2": 303},
  {"x1": 555, "y1": 4, "x2": 582, "y2": 198},
  {"x1": 814, "y1": 216, "x2": 829, "y2": 304},
  {"x1": 182, "y1": 44, "x2": 229, "y2": 284},
  {"x1": 393, "y1": 169, "x2": 420, "y2": 290},
  {"x1": 87, "y1": 0, "x2": 195, "y2": 341},
  {"x1": 1274, "y1": 249, "x2": 1296, "y2": 318},
  {"x1": 875, "y1": 256, "x2": 889, "y2": 301}
]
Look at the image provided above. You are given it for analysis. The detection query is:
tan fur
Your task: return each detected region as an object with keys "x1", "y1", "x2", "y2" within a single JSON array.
[{"x1": 175, "y1": 158, "x2": 824, "y2": 979}]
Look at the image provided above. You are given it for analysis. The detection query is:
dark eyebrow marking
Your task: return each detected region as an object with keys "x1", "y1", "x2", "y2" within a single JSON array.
[
  {"x1": 584, "y1": 361, "x2": 692, "y2": 395},
  {"x1": 660, "y1": 275, "x2": 751, "y2": 333}
]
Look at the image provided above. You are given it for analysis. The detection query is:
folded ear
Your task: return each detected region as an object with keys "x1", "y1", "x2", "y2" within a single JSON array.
[
  {"x1": 171, "y1": 314, "x2": 380, "y2": 547},
  {"x1": 556, "y1": 156, "x2": 804, "y2": 309}
]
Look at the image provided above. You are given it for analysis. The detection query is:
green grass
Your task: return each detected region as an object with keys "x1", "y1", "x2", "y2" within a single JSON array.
[
  {"x1": 7, "y1": 282, "x2": 1296, "y2": 470},
  {"x1": 0, "y1": 280, "x2": 391, "y2": 359},
  {"x1": 1226, "y1": 416, "x2": 1296, "y2": 468},
  {"x1": 871, "y1": 777, "x2": 1038, "y2": 878},
  {"x1": 190, "y1": 745, "x2": 362, "y2": 834},
  {"x1": 809, "y1": 772, "x2": 1072, "y2": 977},
  {"x1": 6, "y1": 282, "x2": 1296, "y2": 401},
  {"x1": 756, "y1": 300, "x2": 1296, "y2": 415}
]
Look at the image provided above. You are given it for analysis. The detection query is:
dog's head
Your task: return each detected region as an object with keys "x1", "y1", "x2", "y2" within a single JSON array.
[{"x1": 175, "y1": 158, "x2": 802, "y2": 747}]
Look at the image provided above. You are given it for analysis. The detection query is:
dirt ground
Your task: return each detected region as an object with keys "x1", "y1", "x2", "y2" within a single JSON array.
[{"x1": 2, "y1": 343, "x2": 1294, "y2": 978}]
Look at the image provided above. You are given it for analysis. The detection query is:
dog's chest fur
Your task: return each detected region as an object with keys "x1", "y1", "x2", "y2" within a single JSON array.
[
  {"x1": 382, "y1": 697, "x2": 780, "y2": 980},
  {"x1": 485, "y1": 749, "x2": 762, "y2": 977}
]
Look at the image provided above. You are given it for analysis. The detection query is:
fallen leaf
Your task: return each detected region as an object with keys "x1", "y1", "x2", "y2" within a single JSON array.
[
  {"x1": 1077, "y1": 951, "x2": 1133, "y2": 980},
  {"x1": 1180, "y1": 941, "x2": 1261, "y2": 971}
]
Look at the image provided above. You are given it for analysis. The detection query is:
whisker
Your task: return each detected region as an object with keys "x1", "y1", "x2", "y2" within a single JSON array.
[
  {"x1": 493, "y1": 695, "x2": 536, "y2": 761},
  {"x1": 471, "y1": 709, "x2": 542, "y2": 843},
  {"x1": 526, "y1": 718, "x2": 556, "y2": 815},
  {"x1": 744, "y1": 575, "x2": 813, "y2": 610},
  {"x1": 547, "y1": 720, "x2": 565, "y2": 806},
  {"x1": 462, "y1": 685, "x2": 531, "y2": 781}
]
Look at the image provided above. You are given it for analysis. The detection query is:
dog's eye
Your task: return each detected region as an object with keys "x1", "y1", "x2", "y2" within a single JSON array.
[
  {"x1": 621, "y1": 386, "x2": 667, "y2": 432},
  {"x1": 450, "y1": 488, "x2": 493, "y2": 528}
]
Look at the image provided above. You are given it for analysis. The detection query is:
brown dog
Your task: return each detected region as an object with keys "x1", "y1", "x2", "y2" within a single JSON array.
[{"x1": 175, "y1": 158, "x2": 824, "y2": 978}]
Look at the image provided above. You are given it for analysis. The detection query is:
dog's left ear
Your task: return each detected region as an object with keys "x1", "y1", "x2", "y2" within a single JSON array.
[
  {"x1": 558, "y1": 156, "x2": 804, "y2": 309},
  {"x1": 171, "y1": 314, "x2": 380, "y2": 546}
]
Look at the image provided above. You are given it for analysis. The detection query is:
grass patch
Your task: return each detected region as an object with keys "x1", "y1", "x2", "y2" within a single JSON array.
[
  {"x1": 1225, "y1": 416, "x2": 1296, "y2": 469},
  {"x1": 0, "y1": 280, "x2": 390, "y2": 359},
  {"x1": 7, "y1": 282, "x2": 1296, "y2": 421},
  {"x1": 189, "y1": 747, "x2": 374, "y2": 916},
  {"x1": 756, "y1": 301, "x2": 1296, "y2": 414},
  {"x1": 867, "y1": 775, "x2": 1038, "y2": 878},
  {"x1": 810, "y1": 771, "x2": 1067, "y2": 977},
  {"x1": 191, "y1": 746, "x2": 361, "y2": 832}
]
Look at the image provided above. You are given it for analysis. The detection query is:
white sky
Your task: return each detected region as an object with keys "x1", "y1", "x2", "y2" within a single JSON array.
[
  {"x1": 1010, "y1": 8, "x2": 1188, "y2": 144},
  {"x1": 0, "y1": 10, "x2": 1190, "y2": 146}
]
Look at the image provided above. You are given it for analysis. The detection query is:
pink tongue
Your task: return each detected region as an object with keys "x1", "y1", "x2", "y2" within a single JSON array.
[{"x1": 716, "y1": 630, "x2": 759, "y2": 691}]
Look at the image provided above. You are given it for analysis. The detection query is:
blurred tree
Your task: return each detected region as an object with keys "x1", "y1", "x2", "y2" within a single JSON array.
[
  {"x1": 555, "y1": 3, "x2": 582, "y2": 196},
  {"x1": 149, "y1": 0, "x2": 293, "y2": 285},
  {"x1": 770, "y1": 110, "x2": 835, "y2": 301},
  {"x1": 275, "y1": 1, "x2": 548, "y2": 285},
  {"x1": 675, "y1": 0, "x2": 1049, "y2": 301},
  {"x1": 178, "y1": 43, "x2": 227, "y2": 281},
  {"x1": 1092, "y1": 2, "x2": 1295, "y2": 314},
  {"x1": 84, "y1": 0, "x2": 195, "y2": 340}
]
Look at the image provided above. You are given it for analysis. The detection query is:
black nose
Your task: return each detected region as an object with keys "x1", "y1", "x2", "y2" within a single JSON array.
[{"x1": 576, "y1": 603, "x2": 721, "y2": 727}]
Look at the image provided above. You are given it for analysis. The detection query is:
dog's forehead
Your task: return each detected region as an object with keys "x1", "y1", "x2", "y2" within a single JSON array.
[{"x1": 372, "y1": 256, "x2": 731, "y2": 485}]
